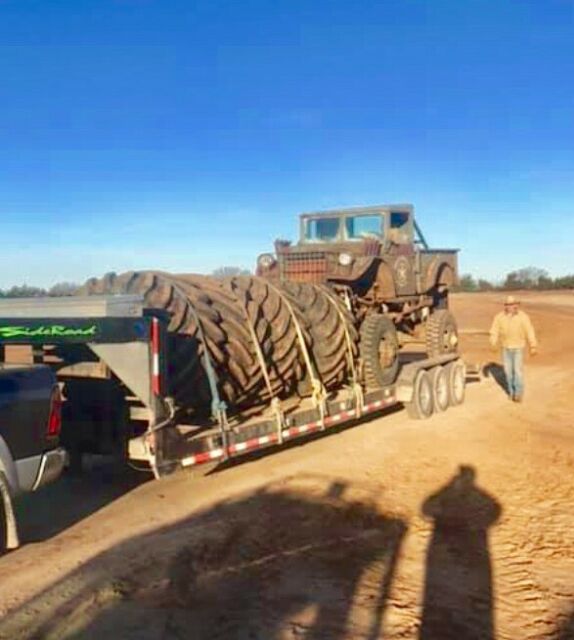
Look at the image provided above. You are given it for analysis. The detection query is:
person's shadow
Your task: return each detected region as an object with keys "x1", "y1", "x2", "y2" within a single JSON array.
[
  {"x1": 420, "y1": 465, "x2": 502, "y2": 640},
  {"x1": 483, "y1": 362, "x2": 508, "y2": 395}
]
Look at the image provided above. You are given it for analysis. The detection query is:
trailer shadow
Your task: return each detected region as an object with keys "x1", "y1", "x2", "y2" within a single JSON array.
[
  {"x1": 205, "y1": 403, "x2": 405, "y2": 476},
  {"x1": 0, "y1": 480, "x2": 407, "y2": 640},
  {"x1": 13, "y1": 459, "x2": 150, "y2": 543}
]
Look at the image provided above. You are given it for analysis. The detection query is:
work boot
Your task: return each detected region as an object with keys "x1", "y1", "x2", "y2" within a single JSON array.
[{"x1": 515, "y1": 394, "x2": 523, "y2": 403}]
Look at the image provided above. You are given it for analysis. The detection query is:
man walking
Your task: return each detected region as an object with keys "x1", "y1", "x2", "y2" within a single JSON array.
[{"x1": 489, "y1": 296, "x2": 538, "y2": 402}]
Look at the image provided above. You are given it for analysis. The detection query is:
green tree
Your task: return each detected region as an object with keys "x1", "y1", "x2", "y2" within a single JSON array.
[
  {"x1": 456, "y1": 274, "x2": 478, "y2": 292},
  {"x1": 212, "y1": 266, "x2": 251, "y2": 278},
  {"x1": 477, "y1": 279, "x2": 495, "y2": 291},
  {"x1": 2, "y1": 284, "x2": 47, "y2": 298},
  {"x1": 504, "y1": 267, "x2": 549, "y2": 290},
  {"x1": 48, "y1": 282, "x2": 80, "y2": 296}
]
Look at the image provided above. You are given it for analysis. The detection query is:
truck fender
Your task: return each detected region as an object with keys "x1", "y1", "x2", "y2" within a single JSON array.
[
  {"x1": 425, "y1": 260, "x2": 455, "y2": 294},
  {"x1": 0, "y1": 436, "x2": 19, "y2": 495},
  {"x1": 0, "y1": 471, "x2": 20, "y2": 550}
]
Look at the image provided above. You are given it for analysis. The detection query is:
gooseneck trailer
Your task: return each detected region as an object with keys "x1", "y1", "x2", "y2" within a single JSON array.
[{"x1": 0, "y1": 294, "x2": 466, "y2": 479}]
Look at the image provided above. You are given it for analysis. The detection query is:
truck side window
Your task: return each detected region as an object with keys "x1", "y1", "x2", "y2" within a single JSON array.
[
  {"x1": 390, "y1": 212, "x2": 409, "y2": 229},
  {"x1": 389, "y1": 212, "x2": 410, "y2": 244}
]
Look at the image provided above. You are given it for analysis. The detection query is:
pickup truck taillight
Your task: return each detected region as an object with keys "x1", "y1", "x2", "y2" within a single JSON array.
[{"x1": 47, "y1": 386, "x2": 63, "y2": 438}]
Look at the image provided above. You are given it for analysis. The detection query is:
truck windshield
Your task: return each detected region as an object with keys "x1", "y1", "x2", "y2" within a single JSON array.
[
  {"x1": 304, "y1": 217, "x2": 340, "y2": 242},
  {"x1": 345, "y1": 214, "x2": 383, "y2": 240}
]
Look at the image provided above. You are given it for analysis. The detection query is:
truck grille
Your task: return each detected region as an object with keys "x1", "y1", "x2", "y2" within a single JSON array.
[{"x1": 280, "y1": 252, "x2": 327, "y2": 283}]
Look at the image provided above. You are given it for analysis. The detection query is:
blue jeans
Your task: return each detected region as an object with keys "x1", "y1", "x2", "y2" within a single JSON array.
[{"x1": 503, "y1": 349, "x2": 524, "y2": 398}]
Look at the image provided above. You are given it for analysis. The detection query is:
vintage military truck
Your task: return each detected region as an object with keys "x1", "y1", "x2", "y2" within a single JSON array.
[{"x1": 256, "y1": 204, "x2": 460, "y2": 387}]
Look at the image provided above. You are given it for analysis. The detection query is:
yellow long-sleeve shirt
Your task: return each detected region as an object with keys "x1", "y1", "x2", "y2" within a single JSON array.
[{"x1": 489, "y1": 310, "x2": 538, "y2": 350}]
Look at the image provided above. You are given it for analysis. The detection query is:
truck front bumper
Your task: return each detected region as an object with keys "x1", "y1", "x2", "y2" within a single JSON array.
[{"x1": 32, "y1": 448, "x2": 67, "y2": 491}]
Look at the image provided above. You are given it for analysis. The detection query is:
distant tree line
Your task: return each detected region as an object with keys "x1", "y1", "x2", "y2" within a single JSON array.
[
  {"x1": 456, "y1": 267, "x2": 574, "y2": 293},
  {"x1": 0, "y1": 282, "x2": 80, "y2": 298},
  {"x1": 0, "y1": 267, "x2": 252, "y2": 297},
  {"x1": 1, "y1": 265, "x2": 570, "y2": 298},
  {"x1": 211, "y1": 266, "x2": 251, "y2": 278}
]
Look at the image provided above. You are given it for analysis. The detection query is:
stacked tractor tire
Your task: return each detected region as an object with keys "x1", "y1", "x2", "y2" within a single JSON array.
[{"x1": 79, "y1": 272, "x2": 358, "y2": 419}]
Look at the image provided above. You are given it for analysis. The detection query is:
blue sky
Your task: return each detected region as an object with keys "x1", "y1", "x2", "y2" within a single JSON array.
[{"x1": 1, "y1": 0, "x2": 573, "y2": 287}]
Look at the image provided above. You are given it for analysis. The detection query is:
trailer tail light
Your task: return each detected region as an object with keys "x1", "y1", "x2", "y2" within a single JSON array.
[
  {"x1": 151, "y1": 317, "x2": 161, "y2": 395},
  {"x1": 47, "y1": 386, "x2": 63, "y2": 438}
]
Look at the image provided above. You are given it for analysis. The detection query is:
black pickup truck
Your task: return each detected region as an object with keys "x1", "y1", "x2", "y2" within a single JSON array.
[{"x1": 0, "y1": 364, "x2": 67, "y2": 551}]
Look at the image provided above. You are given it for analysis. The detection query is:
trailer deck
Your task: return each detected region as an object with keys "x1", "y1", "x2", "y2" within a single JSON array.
[{"x1": 0, "y1": 296, "x2": 467, "y2": 478}]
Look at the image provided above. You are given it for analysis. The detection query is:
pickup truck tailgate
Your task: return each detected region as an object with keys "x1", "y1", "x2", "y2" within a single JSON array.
[{"x1": 0, "y1": 364, "x2": 56, "y2": 460}]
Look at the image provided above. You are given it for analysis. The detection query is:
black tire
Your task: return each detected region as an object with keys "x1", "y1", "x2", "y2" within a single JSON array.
[
  {"x1": 79, "y1": 272, "x2": 306, "y2": 416},
  {"x1": 429, "y1": 366, "x2": 449, "y2": 412},
  {"x1": 446, "y1": 359, "x2": 466, "y2": 406},
  {"x1": 222, "y1": 275, "x2": 306, "y2": 404},
  {"x1": 360, "y1": 314, "x2": 399, "y2": 389},
  {"x1": 425, "y1": 310, "x2": 459, "y2": 357},
  {"x1": 406, "y1": 370, "x2": 434, "y2": 419},
  {"x1": 280, "y1": 282, "x2": 358, "y2": 389}
]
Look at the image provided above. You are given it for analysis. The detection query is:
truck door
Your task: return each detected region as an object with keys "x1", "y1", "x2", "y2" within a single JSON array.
[{"x1": 386, "y1": 212, "x2": 417, "y2": 296}]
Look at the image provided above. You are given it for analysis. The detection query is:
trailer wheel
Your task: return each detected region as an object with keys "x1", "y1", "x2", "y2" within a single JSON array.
[
  {"x1": 429, "y1": 366, "x2": 449, "y2": 412},
  {"x1": 406, "y1": 370, "x2": 434, "y2": 419},
  {"x1": 446, "y1": 359, "x2": 466, "y2": 406},
  {"x1": 425, "y1": 310, "x2": 459, "y2": 357},
  {"x1": 360, "y1": 314, "x2": 399, "y2": 389}
]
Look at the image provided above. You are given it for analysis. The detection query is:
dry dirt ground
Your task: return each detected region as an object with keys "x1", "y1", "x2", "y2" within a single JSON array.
[{"x1": 0, "y1": 291, "x2": 573, "y2": 640}]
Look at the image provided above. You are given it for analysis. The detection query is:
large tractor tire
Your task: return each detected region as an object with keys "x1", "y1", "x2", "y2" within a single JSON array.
[
  {"x1": 425, "y1": 310, "x2": 459, "y2": 358},
  {"x1": 177, "y1": 274, "x2": 306, "y2": 407},
  {"x1": 360, "y1": 314, "x2": 400, "y2": 389},
  {"x1": 80, "y1": 272, "x2": 305, "y2": 417},
  {"x1": 280, "y1": 282, "x2": 359, "y2": 389}
]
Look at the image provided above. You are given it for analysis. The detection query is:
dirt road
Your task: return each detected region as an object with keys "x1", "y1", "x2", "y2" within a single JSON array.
[{"x1": 0, "y1": 292, "x2": 573, "y2": 639}]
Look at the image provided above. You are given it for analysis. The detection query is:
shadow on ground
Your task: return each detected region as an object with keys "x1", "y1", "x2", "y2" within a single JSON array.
[
  {"x1": 420, "y1": 465, "x2": 501, "y2": 640},
  {"x1": 13, "y1": 459, "x2": 150, "y2": 543},
  {"x1": 553, "y1": 604, "x2": 574, "y2": 640},
  {"x1": 2, "y1": 466, "x2": 505, "y2": 640},
  {"x1": 0, "y1": 480, "x2": 407, "y2": 640},
  {"x1": 483, "y1": 362, "x2": 508, "y2": 395}
]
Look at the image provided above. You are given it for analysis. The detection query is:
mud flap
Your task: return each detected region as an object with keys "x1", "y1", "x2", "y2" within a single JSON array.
[{"x1": 0, "y1": 472, "x2": 20, "y2": 550}]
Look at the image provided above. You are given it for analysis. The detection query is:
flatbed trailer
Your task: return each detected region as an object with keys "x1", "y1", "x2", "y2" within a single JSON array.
[{"x1": 0, "y1": 296, "x2": 467, "y2": 479}]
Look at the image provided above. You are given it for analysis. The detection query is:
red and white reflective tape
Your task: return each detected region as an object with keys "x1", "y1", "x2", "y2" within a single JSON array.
[
  {"x1": 181, "y1": 447, "x2": 225, "y2": 467},
  {"x1": 151, "y1": 317, "x2": 161, "y2": 396},
  {"x1": 180, "y1": 394, "x2": 396, "y2": 468},
  {"x1": 230, "y1": 433, "x2": 278, "y2": 453}
]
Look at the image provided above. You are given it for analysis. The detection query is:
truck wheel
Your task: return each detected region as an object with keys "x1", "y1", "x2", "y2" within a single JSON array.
[
  {"x1": 429, "y1": 366, "x2": 449, "y2": 412},
  {"x1": 360, "y1": 314, "x2": 399, "y2": 388},
  {"x1": 446, "y1": 359, "x2": 466, "y2": 406},
  {"x1": 425, "y1": 310, "x2": 459, "y2": 357},
  {"x1": 406, "y1": 370, "x2": 434, "y2": 419}
]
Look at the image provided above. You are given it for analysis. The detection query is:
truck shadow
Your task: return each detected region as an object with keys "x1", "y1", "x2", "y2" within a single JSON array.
[
  {"x1": 13, "y1": 460, "x2": 150, "y2": 543},
  {"x1": 0, "y1": 480, "x2": 407, "y2": 640}
]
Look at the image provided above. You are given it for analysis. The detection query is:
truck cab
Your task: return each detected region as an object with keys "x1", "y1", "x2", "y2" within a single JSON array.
[
  {"x1": 256, "y1": 204, "x2": 455, "y2": 303},
  {"x1": 300, "y1": 205, "x2": 415, "y2": 249}
]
